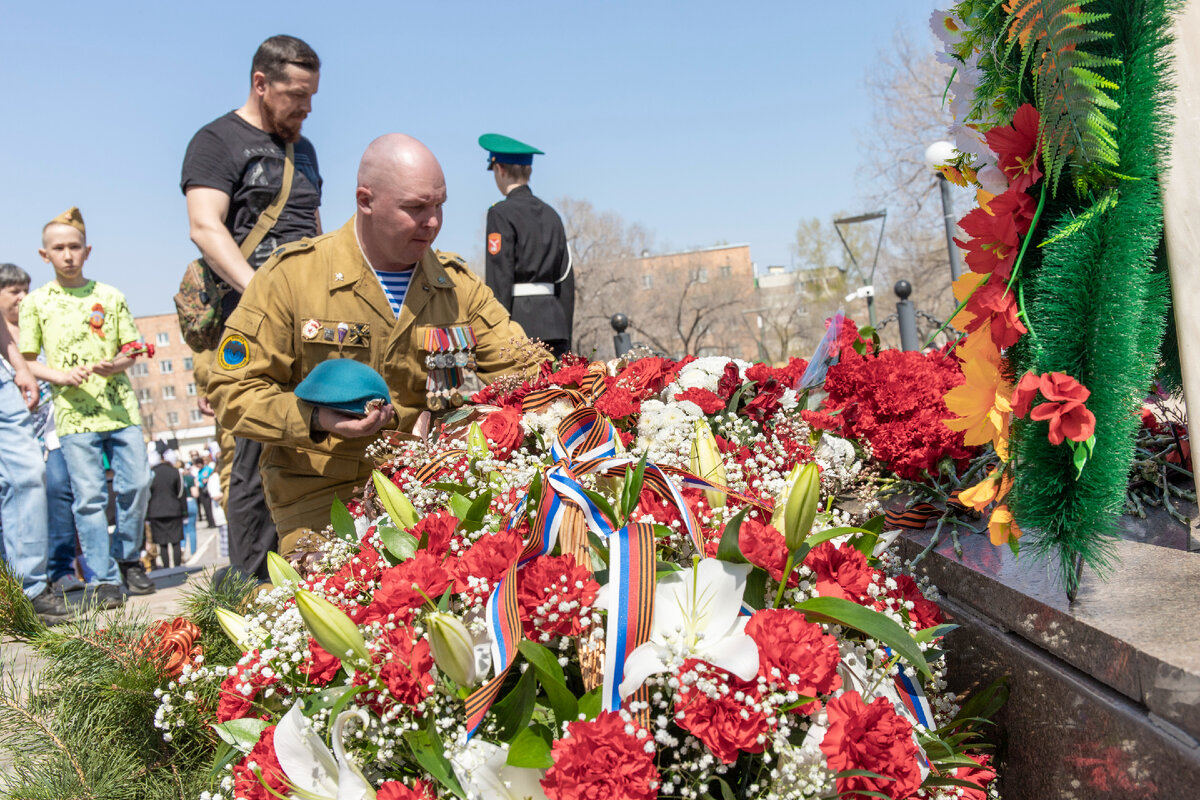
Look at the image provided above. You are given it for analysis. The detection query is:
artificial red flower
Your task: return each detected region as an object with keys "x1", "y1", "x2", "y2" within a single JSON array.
[
  {"x1": 217, "y1": 650, "x2": 277, "y2": 722},
  {"x1": 1140, "y1": 406, "x2": 1163, "y2": 434},
  {"x1": 1032, "y1": 398, "x2": 1096, "y2": 445},
  {"x1": 674, "y1": 387, "x2": 725, "y2": 414},
  {"x1": 1010, "y1": 371, "x2": 1043, "y2": 418},
  {"x1": 298, "y1": 637, "x2": 342, "y2": 686},
  {"x1": 517, "y1": 553, "x2": 600, "y2": 639},
  {"x1": 673, "y1": 659, "x2": 772, "y2": 764},
  {"x1": 887, "y1": 574, "x2": 944, "y2": 630},
  {"x1": 820, "y1": 691, "x2": 923, "y2": 800},
  {"x1": 542, "y1": 710, "x2": 660, "y2": 800},
  {"x1": 985, "y1": 103, "x2": 1043, "y2": 192},
  {"x1": 1013, "y1": 372, "x2": 1096, "y2": 444},
  {"x1": 479, "y1": 405, "x2": 525, "y2": 457},
  {"x1": 407, "y1": 510, "x2": 460, "y2": 558},
  {"x1": 963, "y1": 280, "x2": 1027, "y2": 349},
  {"x1": 736, "y1": 518, "x2": 790, "y2": 583},
  {"x1": 954, "y1": 188, "x2": 1037, "y2": 279},
  {"x1": 546, "y1": 361, "x2": 592, "y2": 387},
  {"x1": 745, "y1": 609, "x2": 841, "y2": 709},
  {"x1": 805, "y1": 542, "x2": 873, "y2": 603},
  {"x1": 231, "y1": 725, "x2": 289, "y2": 800}
]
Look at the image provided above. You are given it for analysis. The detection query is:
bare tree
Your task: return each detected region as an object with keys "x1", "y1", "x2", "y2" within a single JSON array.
[{"x1": 624, "y1": 257, "x2": 753, "y2": 358}]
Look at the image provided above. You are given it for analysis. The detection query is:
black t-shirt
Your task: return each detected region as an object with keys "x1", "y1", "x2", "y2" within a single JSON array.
[{"x1": 180, "y1": 111, "x2": 322, "y2": 271}]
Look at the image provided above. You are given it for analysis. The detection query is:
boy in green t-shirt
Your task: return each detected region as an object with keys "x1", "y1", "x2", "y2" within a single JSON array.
[{"x1": 20, "y1": 207, "x2": 156, "y2": 602}]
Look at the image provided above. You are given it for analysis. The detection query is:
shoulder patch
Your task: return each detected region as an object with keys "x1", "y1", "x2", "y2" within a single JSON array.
[
  {"x1": 435, "y1": 250, "x2": 470, "y2": 270},
  {"x1": 270, "y1": 239, "x2": 315, "y2": 259},
  {"x1": 217, "y1": 332, "x2": 250, "y2": 370}
]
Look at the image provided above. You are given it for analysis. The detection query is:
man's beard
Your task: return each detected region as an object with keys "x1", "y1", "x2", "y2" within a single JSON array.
[{"x1": 262, "y1": 99, "x2": 303, "y2": 143}]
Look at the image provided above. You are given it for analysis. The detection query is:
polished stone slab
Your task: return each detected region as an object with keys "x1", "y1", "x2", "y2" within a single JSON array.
[{"x1": 902, "y1": 529, "x2": 1200, "y2": 744}]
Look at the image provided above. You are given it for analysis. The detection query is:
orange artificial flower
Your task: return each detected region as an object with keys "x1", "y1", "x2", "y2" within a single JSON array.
[
  {"x1": 943, "y1": 352, "x2": 1014, "y2": 450},
  {"x1": 988, "y1": 504, "x2": 1022, "y2": 547},
  {"x1": 950, "y1": 272, "x2": 986, "y2": 330},
  {"x1": 957, "y1": 468, "x2": 1013, "y2": 512}
]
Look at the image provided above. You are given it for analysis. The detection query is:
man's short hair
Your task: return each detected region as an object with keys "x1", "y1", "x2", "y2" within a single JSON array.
[
  {"x1": 251, "y1": 35, "x2": 320, "y2": 84},
  {"x1": 0, "y1": 263, "x2": 31, "y2": 291},
  {"x1": 498, "y1": 162, "x2": 532, "y2": 182}
]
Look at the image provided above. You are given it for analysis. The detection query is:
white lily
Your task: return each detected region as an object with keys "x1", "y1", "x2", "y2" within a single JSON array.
[
  {"x1": 273, "y1": 701, "x2": 376, "y2": 800},
  {"x1": 450, "y1": 739, "x2": 548, "y2": 800},
  {"x1": 618, "y1": 558, "x2": 759, "y2": 699}
]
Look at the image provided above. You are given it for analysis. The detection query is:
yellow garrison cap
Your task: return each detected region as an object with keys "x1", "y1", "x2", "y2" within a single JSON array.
[{"x1": 47, "y1": 206, "x2": 86, "y2": 235}]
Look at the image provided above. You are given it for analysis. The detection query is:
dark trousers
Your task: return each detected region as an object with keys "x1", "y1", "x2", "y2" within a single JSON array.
[
  {"x1": 197, "y1": 489, "x2": 214, "y2": 526},
  {"x1": 159, "y1": 541, "x2": 183, "y2": 569},
  {"x1": 226, "y1": 437, "x2": 277, "y2": 581}
]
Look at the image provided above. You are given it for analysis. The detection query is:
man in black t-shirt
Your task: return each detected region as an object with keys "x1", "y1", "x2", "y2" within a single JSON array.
[{"x1": 180, "y1": 34, "x2": 322, "y2": 583}]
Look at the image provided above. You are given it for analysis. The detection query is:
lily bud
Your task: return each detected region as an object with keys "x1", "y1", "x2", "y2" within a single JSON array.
[
  {"x1": 690, "y1": 420, "x2": 727, "y2": 509},
  {"x1": 295, "y1": 589, "x2": 371, "y2": 666},
  {"x1": 770, "y1": 464, "x2": 802, "y2": 532},
  {"x1": 372, "y1": 470, "x2": 419, "y2": 529},
  {"x1": 215, "y1": 607, "x2": 250, "y2": 648},
  {"x1": 427, "y1": 611, "x2": 478, "y2": 686},
  {"x1": 467, "y1": 420, "x2": 490, "y2": 461},
  {"x1": 266, "y1": 551, "x2": 302, "y2": 588},
  {"x1": 783, "y1": 462, "x2": 821, "y2": 551}
]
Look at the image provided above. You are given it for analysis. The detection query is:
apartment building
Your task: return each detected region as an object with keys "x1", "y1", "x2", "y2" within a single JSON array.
[{"x1": 127, "y1": 313, "x2": 215, "y2": 450}]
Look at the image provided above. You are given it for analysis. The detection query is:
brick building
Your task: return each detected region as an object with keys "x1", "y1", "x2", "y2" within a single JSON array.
[{"x1": 127, "y1": 313, "x2": 214, "y2": 450}]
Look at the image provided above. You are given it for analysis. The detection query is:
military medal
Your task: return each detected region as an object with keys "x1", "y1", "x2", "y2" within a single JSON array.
[
  {"x1": 302, "y1": 319, "x2": 321, "y2": 340},
  {"x1": 337, "y1": 322, "x2": 349, "y2": 344}
]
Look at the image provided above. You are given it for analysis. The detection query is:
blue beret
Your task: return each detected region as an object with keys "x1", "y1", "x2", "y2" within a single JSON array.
[{"x1": 295, "y1": 358, "x2": 390, "y2": 415}]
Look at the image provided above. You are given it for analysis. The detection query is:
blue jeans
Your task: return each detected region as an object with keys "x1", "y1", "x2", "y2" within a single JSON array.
[
  {"x1": 45, "y1": 446, "x2": 78, "y2": 582},
  {"x1": 0, "y1": 380, "x2": 49, "y2": 598},
  {"x1": 58, "y1": 425, "x2": 150, "y2": 585},
  {"x1": 184, "y1": 497, "x2": 197, "y2": 553}
]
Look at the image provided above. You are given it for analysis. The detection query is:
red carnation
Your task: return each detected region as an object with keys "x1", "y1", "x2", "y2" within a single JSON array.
[
  {"x1": 617, "y1": 356, "x2": 679, "y2": 399},
  {"x1": 674, "y1": 659, "x2": 772, "y2": 763},
  {"x1": 745, "y1": 609, "x2": 841, "y2": 709},
  {"x1": 517, "y1": 553, "x2": 600, "y2": 639},
  {"x1": 377, "y1": 780, "x2": 437, "y2": 800},
  {"x1": 954, "y1": 753, "x2": 998, "y2": 800},
  {"x1": 887, "y1": 574, "x2": 944, "y2": 630},
  {"x1": 480, "y1": 406, "x2": 525, "y2": 458},
  {"x1": 985, "y1": 103, "x2": 1043, "y2": 192},
  {"x1": 542, "y1": 710, "x2": 659, "y2": 800},
  {"x1": 674, "y1": 387, "x2": 726, "y2": 414},
  {"x1": 367, "y1": 552, "x2": 453, "y2": 622},
  {"x1": 820, "y1": 691, "x2": 923, "y2": 800},
  {"x1": 737, "y1": 517, "x2": 790, "y2": 583},
  {"x1": 450, "y1": 529, "x2": 523, "y2": 603},
  {"x1": 217, "y1": 650, "x2": 277, "y2": 722},
  {"x1": 407, "y1": 510, "x2": 460, "y2": 558},
  {"x1": 298, "y1": 637, "x2": 342, "y2": 686},
  {"x1": 375, "y1": 624, "x2": 435, "y2": 708},
  {"x1": 805, "y1": 542, "x2": 873, "y2": 603},
  {"x1": 744, "y1": 381, "x2": 784, "y2": 423},
  {"x1": 231, "y1": 725, "x2": 289, "y2": 800}
]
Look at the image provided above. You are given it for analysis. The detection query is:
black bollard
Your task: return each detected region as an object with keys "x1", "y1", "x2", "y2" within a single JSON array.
[
  {"x1": 895, "y1": 281, "x2": 918, "y2": 351},
  {"x1": 611, "y1": 313, "x2": 633, "y2": 358}
]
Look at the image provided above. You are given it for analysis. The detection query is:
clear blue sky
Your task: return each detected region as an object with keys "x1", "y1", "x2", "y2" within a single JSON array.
[{"x1": 0, "y1": 0, "x2": 942, "y2": 317}]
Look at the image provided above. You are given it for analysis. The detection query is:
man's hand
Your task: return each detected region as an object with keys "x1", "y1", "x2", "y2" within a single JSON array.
[
  {"x1": 91, "y1": 354, "x2": 134, "y2": 377},
  {"x1": 56, "y1": 365, "x2": 91, "y2": 386},
  {"x1": 13, "y1": 366, "x2": 39, "y2": 411},
  {"x1": 197, "y1": 396, "x2": 215, "y2": 417},
  {"x1": 314, "y1": 404, "x2": 395, "y2": 439}
]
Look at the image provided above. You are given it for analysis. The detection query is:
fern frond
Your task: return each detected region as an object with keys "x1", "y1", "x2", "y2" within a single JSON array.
[{"x1": 1002, "y1": 0, "x2": 1121, "y2": 195}]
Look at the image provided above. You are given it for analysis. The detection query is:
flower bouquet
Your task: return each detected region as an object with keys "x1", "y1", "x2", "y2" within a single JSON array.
[{"x1": 160, "y1": 354, "x2": 1001, "y2": 800}]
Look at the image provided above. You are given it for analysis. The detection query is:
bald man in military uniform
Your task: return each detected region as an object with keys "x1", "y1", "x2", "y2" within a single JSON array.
[
  {"x1": 480, "y1": 134, "x2": 574, "y2": 358},
  {"x1": 207, "y1": 134, "x2": 541, "y2": 549}
]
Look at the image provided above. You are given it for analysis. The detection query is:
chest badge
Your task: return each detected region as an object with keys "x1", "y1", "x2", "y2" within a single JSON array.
[{"x1": 301, "y1": 318, "x2": 321, "y2": 340}]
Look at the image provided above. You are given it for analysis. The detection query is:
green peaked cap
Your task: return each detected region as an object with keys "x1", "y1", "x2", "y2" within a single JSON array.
[{"x1": 479, "y1": 133, "x2": 544, "y2": 168}]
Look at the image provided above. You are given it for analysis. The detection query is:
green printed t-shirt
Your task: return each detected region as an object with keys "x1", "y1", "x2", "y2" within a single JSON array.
[{"x1": 19, "y1": 280, "x2": 143, "y2": 435}]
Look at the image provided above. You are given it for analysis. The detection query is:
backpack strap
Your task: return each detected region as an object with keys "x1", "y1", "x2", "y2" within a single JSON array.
[{"x1": 237, "y1": 142, "x2": 295, "y2": 259}]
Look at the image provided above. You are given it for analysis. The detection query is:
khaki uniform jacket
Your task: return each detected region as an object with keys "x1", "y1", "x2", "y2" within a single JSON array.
[{"x1": 207, "y1": 217, "x2": 537, "y2": 534}]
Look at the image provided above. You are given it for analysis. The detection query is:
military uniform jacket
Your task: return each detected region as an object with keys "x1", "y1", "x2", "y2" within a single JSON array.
[
  {"x1": 207, "y1": 217, "x2": 537, "y2": 534},
  {"x1": 485, "y1": 185, "x2": 574, "y2": 343}
]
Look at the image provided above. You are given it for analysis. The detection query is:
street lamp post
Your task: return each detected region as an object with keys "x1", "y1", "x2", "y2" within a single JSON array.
[
  {"x1": 833, "y1": 210, "x2": 887, "y2": 329},
  {"x1": 924, "y1": 141, "x2": 963, "y2": 284}
]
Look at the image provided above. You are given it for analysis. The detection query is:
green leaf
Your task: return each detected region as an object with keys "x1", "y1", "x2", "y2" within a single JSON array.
[
  {"x1": 405, "y1": 724, "x2": 466, "y2": 798},
  {"x1": 490, "y1": 667, "x2": 537, "y2": 742},
  {"x1": 580, "y1": 488, "x2": 619, "y2": 529},
  {"x1": 860, "y1": 514, "x2": 886, "y2": 535},
  {"x1": 301, "y1": 683, "x2": 364, "y2": 714},
  {"x1": 378, "y1": 525, "x2": 418, "y2": 562},
  {"x1": 742, "y1": 566, "x2": 768, "y2": 611},
  {"x1": 518, "y1": 640, "x2": 578, "y2": 727},
  {"x1": 328, "y1": 685, "x2": 371, "y2": 727},
  {"x1": 833, "y1": 769, "x2": 893, "y2": 781},
  {"x1": 621, "y1": 454, "x2": 649, "y2": 519},
  {"x1": 715, "y1": 777, "x2": 738, "y2": 800},
  {"x1": 716, "y1": 506, "x2": 751, "y2": 563},
  {"x1": 726, "y1": 380, "x2": 753, "y2": 412},
  {"x1": 448, "y1": 492, "x2": 473, "y2": 521},
  {"x1": 518, "y1": 640, "x2": 566, "y2": 683},
  {"x1": 506, "y1": 724, "x2": 555, "y2": 769},
  {"x1": 578, "y1": 687, "x2": 602, "y2": 720},
  {"x1": 796, "y1": 596, "x2": 931, "y2": 679},
  {"x1": 466, "y1": 489, "x2": 494, "y2": 524},
  {"x1": 212, "y1": 718, "x2": 269, "y2": 753},
  {"x1": 922, "y1": 776, "x2": 993, "y2": 790},
  {"x1": 947, "y1": 675, "x2": 1009, "y2": 732},
  {"x1": 330, "y1": 497, "x2": 357, "y2": 543},
  {"x1": 652, "y1": 524, "x2": 674, "y2": 539},
  {"x1": 1072, "y1": 441, "x2": 1089, "y2": 479},
  {"x1": 208, "y1": 740, "x2": 241, "y2": 780},
  {"x1": 914, "y1": 623, "x2": 959, "y2": 643}
]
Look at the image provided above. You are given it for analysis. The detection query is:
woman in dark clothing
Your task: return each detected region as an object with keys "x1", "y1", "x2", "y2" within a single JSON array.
[{"x1": 146, "y1": 450, "x2": 187, "y2": 569}]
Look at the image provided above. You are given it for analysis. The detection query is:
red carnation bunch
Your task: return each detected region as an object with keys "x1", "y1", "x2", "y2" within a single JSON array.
[
  {"x1": 217, "y1": 650, "x2": 278, "y2": 722},
  {"x1": 805, "y1": 542, "x2": 874, "y2": 603},
  {"x1": 516, "y1": 553, "x2": 600, "y2": 639},
  {"x1": 674, "y1": 659, "x2": 772, "y2": 763},
  {"x1": 883, "y1": 574, "x2": 944, "y2": 630},
  {"x1": 406, "y1": 510, "x2": 460, "y2": 558},
  {"x1": 298, "y1": 637, "x2": 342, "y2": 686},
  {"x1": 231, "y1": 725, "x2": 288, "y2": 800},
  {"x1": 363, "y1": 552, "x2": 453, "y2": 624},
  {"x1": 745, "y1": 609, "x2": 841, "y2": 709},
  {"x1": 820, "y1": 691, "x2": 923, "y2": 800},
  {"x1": 594, "y1": 382, "x2": 641, "y2": 419},
  {"x1": 374, "y1": 624, "x2": 435, "y2": 709},
  {"x1": 736, "y1": 517, "x2": 790, "y2": 583},
  {"x1": 616, "y1": 356, "x2": 685, "y2": 399},
  {"x1": 542, "y1": 710, "x2": 660, "y2": 800},
  {"x1": 450, "y1": 530, "x2": 523, "y2": 604}
]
